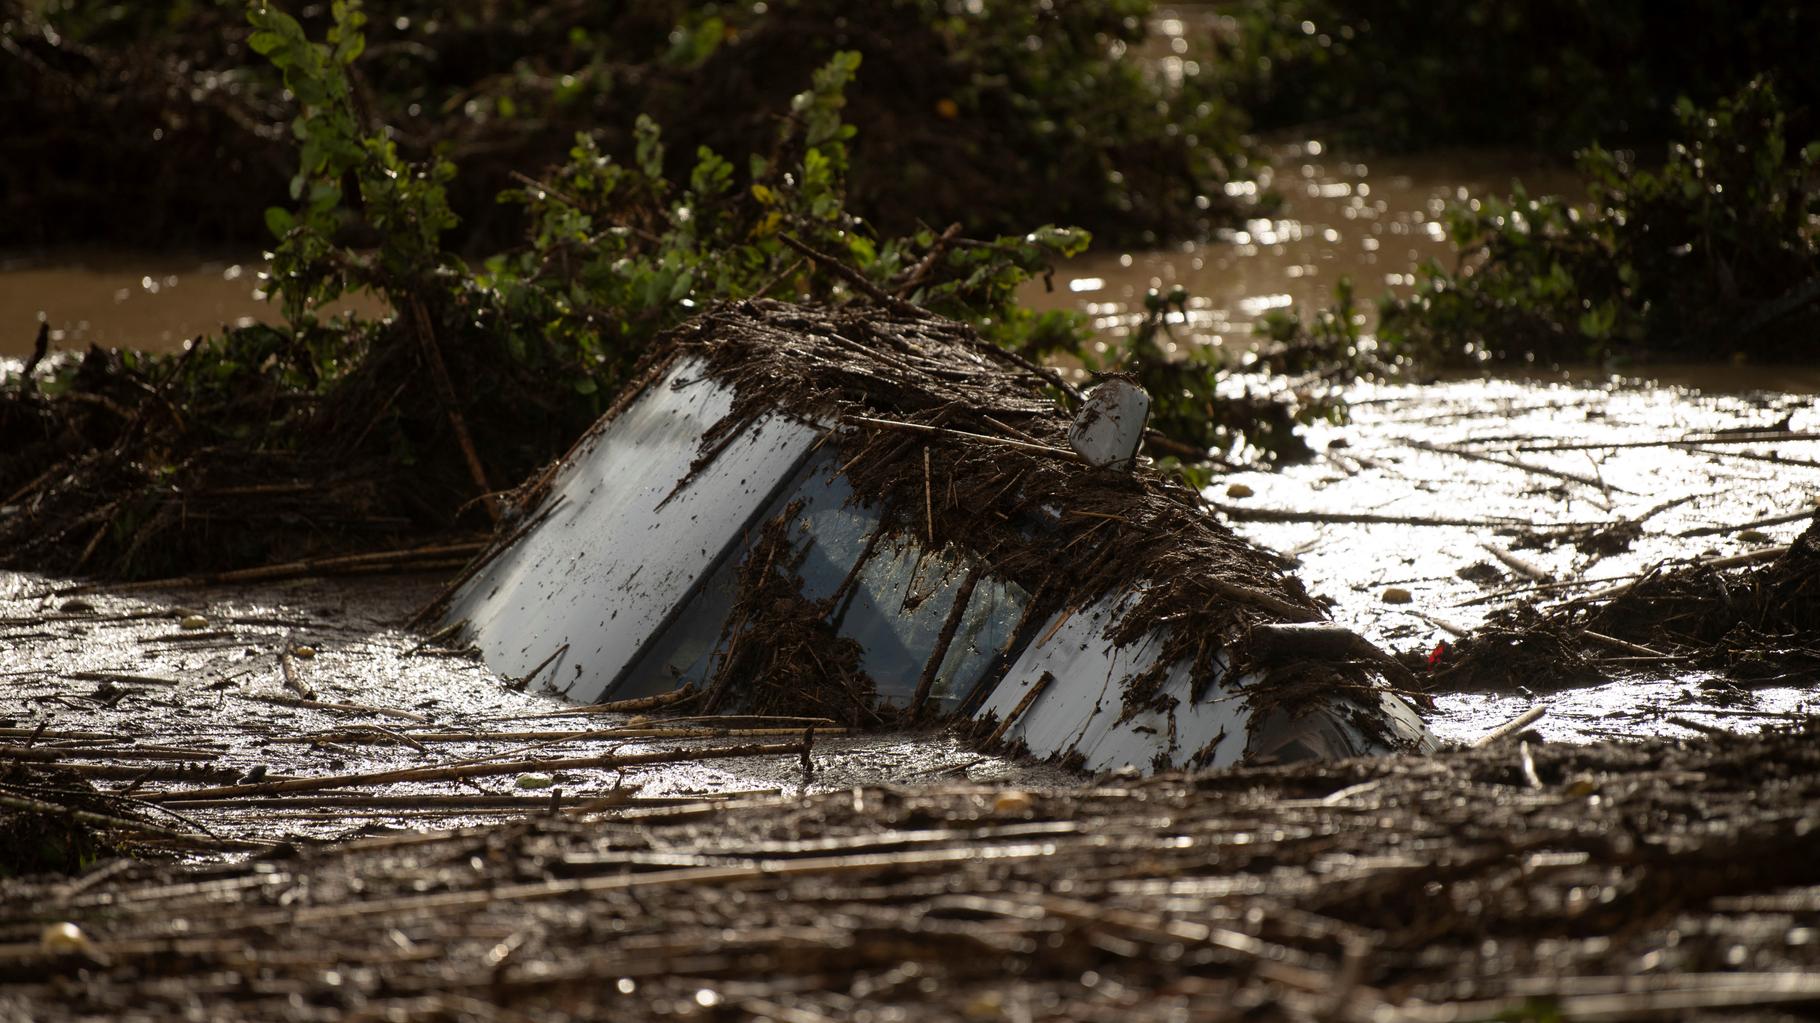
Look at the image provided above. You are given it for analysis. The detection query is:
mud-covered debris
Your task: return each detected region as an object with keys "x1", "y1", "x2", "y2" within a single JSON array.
[
  {"x1": 1456, "y1": 561, "x2": 1504, "y2": 585},
  {"x1": 1428, "y1": 513, "x2": 1820, "y2": 690},
  {"x1": 6, "y1": 723, "x2": 1820, "y2": 1020},
  {"x1": 1514, "y1": 519, "x2": 1643, "y2": 556},
  {"x1": 1427, "y1": 604, "x2": 1607, "y2": 693},
  {"x1": 0, "y1": 764, "x2": 135, "y2": 876},
  {"x1": 1590, "y1": 514, "x2": 1820, "y2": 655},
  {"x1": 701, "y1": 503, "x2": 880, "y2": 726},
  {"x1": 677, "y1": 302, "x2": 1347, "y2": 692}
]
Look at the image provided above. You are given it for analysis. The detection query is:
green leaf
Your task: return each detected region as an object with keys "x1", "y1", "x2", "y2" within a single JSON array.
[
  {"x1": 264, "y1": 207, "x2": 295, "y2": 238},
  {"x1": 634, "y1": 115, "x2": 665, "y2": 181},
  {"x1": 247, "y1": 30, "x2": 287, "y2": 56}
]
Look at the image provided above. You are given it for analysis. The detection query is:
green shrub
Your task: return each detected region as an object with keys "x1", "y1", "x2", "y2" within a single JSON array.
[
  {"x1": 1378, "y1": 81, "x2": 1820, "y2": 365},
  {"x1": 1206, "y1": 0, "x2": 1820, "y2": 153},
  {"x1": 4, "y1": 0, "x2": 1257, "y2": 249},
  {"x1": 4, "y1": 1, "x2": 1252, "y2": 577}
]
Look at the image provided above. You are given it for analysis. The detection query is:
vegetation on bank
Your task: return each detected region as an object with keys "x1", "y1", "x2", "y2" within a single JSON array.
[
  {"x1": 1174, "y1": 0, "x2": 1820, "y2": 369},
  {"x1": 1213, "y1": 0, "x2": 1820, "y2": 153},
  {"x1": 12, "y1": 0, "x2": 1816, "y2": 251},
  {"x1": 2, "y1": 0, "x2": 1252, "y2": 251},
  {"x1": 1374, "y1": 80, "x2": 1820, "y2": 366},
  {"x1": 3, "y1": 0, "x2": 1818, "y2": 583}
]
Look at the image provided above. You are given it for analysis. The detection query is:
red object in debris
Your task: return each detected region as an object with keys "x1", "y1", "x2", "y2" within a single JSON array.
[{"x1": 1427, "y1": 640, "x2": 1449, "y2": 667}]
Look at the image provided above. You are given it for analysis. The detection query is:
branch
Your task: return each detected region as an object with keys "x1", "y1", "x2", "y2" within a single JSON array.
[{"x1": 778, "y1": 233, "x2": 927, "y2": 319}]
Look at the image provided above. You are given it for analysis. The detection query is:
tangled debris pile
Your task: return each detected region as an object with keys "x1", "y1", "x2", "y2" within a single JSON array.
[
  {"x1": 1588, "y1": 518, "x2": 1820, "y2": 681},
  {"x1": 1422, "y1": 605, "x2": 1610, "y2": 694},
  {"x1": 0, "y1": 313, "x2": 545, "y2": 581},
  {"x1": 6, "y1": 723, "x2": 1820, "y2": 1021},
  {"x1": 703, "y1": 502, "x2": 881, "y2": 727},
  {"x1": 0, "y1": 763, "x2": 130, "y2": 878},
  {"x1": 1430, "y1": 514, "x2": 1820, "y2": 692}
]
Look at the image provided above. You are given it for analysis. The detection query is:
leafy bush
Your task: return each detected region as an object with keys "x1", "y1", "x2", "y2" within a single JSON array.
[
  {"x1": 3, "y1": 0, "x2": 1256, "y2": 249},
  {"x1": 1, "y1": 1, "x2": 1209, "y2": 577},
  {"x1": 1205, "y1": 0, "x2": 1820, "y2": 153},
  {"x1": 247, "y1": 0, "x2": 1101, "y2": 387},
  {"x1": 1377, "y1": 81, "x2": 1820, "y2": 365}
]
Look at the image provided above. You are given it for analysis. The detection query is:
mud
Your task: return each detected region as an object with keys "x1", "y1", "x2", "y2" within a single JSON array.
[
  {"x1": 0, "y1": 570, "x2": 1074, "y2": 853},
  {"x1": 4, "y1": 365, "x2": 1818, "y2": 1020},
  {"x1": 6, "y1": 15, "x2": 1818, "y2": 1016},
  {"x1": 5, "y1": 719, "x2": 1820, "y2": 1021},
  {"x1": 4, "y1": 364, "x2": 1812, "y2": 823},
  {"x1": 6, "y1": 332, "x2": 1815, "y2": 845},
  {"x1": 1209, "y1": 375, "x2": 1820, "y2": 745}
]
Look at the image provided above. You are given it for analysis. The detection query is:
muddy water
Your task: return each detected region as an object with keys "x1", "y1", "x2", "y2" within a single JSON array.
[
  {"x1": 997, "y1": 120, "x2": 1820, "y2": 748},
  {"x1": 0, "y1": 571, "x2": 1076, "y2": 844},
  {"x1": 2, "y1": 136, "x2": 1571, "y2": 359},
  {"x1": 0, "y1": 248, "x2": 385, "y2": 358},
  {"x1": 0, "y1": 249, "x2": 268, "y2": 355},
  {"x1": 1018, "y1": 141, "x2": 1580, "y2": 357},
  {"x1": 1226, "y1": 379, "x2": 1820, "y2": 746}
]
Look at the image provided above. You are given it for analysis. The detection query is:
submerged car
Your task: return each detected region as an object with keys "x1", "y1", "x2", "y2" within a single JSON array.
[{"x1": 436, "y1": 301, "x2": 1434, "y2": 773}]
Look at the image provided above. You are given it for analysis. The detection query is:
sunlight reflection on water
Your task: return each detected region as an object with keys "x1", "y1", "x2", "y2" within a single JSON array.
[{"x1": 1019, "y1": 141, "x2": 1578, "y2": 354}]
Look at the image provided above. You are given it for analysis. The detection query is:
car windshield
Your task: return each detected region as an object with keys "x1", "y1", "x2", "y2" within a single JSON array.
[{"x1": 612, "y1": 452, "x2": 1029, "y2": 712}]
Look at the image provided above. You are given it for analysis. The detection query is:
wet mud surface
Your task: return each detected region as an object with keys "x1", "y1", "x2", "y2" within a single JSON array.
[
  {"x1": 6, "y1": 719, "x2": 1820, "y2": 1021},
  {"x1": 7, "y1": 371, "x2": 1810, "y2": 848},
  {"x1": 1214, "y1": 376, "x2": 1820, "y2": 746},
  {"x1": 6, "y1": 113, "x2": 1820, "y2": 1018},
  {"x1": 0, "y1": 572, "x2": 1073, "y2": 850}
]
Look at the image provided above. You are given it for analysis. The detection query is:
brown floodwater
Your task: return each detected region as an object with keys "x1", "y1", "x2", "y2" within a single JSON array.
[
  {"x1": 1012, "y1": 138, "x2": 1820, "y2": 394},
  {"x1": 0, "y1": 248, "x2": 385, "y2": 358},
  {"x1": 1233, "y1": 375, "x2": 1820, "y2": 745},
  {"x1": 1016, "y1": 141, "x2": 1586, "y2": 362},
  {"x1": 0, "y1": 570, "x2": 1080, "y2": 844},
  {"x1": 8, "y1": 143, "x2": 1813, "y2": 395},
  {"x1": 0, "y1": 249, "x2": 271, "y2": 355}
]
